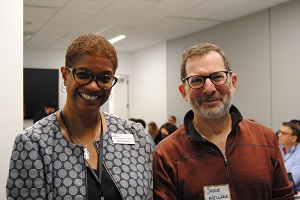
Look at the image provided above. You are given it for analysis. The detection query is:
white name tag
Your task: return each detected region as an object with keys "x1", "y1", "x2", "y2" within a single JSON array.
[
  {"x1": 111, "y1": 133, "x2": 135, "y2": 144},
  {"x1": 203, "y1": 184, "x2": 231, "y2": 200}
]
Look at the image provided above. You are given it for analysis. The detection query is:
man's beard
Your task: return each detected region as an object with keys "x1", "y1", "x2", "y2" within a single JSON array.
[{"x1": 188, "y1": 86, "x2": 234, "y2": 119}]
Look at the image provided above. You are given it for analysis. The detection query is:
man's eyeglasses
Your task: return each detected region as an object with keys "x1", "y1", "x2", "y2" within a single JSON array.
[
  {"x1": 182, "y1": 71, "x2": 232, "y2": 89},
  {"x1": 66, "y1": 67, "x2": 118, "y2": 89},
  {"x1": 278, "y1": 130, "x2": 296, "y2": 136}
]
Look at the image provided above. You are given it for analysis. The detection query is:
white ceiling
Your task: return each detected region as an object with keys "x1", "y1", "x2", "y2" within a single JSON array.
[{"x1": 24, "y1": 0, "x2": 290, "y2": 52}]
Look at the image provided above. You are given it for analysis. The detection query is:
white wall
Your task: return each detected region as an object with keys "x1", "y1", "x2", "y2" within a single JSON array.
[
  {"x1": 270, "y1": 1, "x2": 300, "y2": 129},
  {"x1": 0, "y1": 1, "x2": 23, "y2": 198},
  {"x1": 130, "y1": 42, "x2": 167, "y2": 128},
  {"x1": 117, "y1": 52, "x2": 133, "y2": 75},
  {"x1": 109, "y1": 52, "x2": 133, "y2": 118}
]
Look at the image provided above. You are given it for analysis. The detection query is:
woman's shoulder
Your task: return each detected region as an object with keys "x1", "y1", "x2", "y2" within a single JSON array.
[
  {"x1": 103, "y1": 111, "x2": 144, "y2": 131},
  {"x1": 103, "y1": 112, "x2": 151, "y2": 144},
  {"x1": 21, "y1": 113, "x2": 61, "y2": 141},
  {"x1": 103, "y1": 111, "x2": 127, "y2": 123}
]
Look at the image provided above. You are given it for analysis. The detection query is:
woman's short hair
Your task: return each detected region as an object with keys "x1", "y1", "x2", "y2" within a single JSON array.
[{"x1": 65, "y1": 33, "x2": 118, "y2": 72}]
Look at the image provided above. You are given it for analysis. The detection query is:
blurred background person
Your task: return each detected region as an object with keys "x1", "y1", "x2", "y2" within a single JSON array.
[
  {"x1": 33, "y1": 101, "x2": 58, "y2": 123},
  {"x1": 168, "y1": 115, "x2": 177, "y2": 127},
  {"x1": 148, "y1": 121, "x2": 159, "y2": 140},
  {"x1": 134, "y1": 118, "x2": 146, "y2": 129},
  {"x1": 278, "y1": 119, "x2": 300, "y2": 192},
  {"x1": 154, "y1": 122, "x2": 178, "y2": 144}
]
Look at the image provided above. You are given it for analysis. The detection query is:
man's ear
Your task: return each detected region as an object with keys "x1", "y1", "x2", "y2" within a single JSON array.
[
  {"x1": 179, "y1": 83, "x2": 188, "y2": 102},
  {"x1": 231, "y1": 73, "x2": 237, "y2": 92},
  {"x1": 292, "y1": 135, "x2": 298, "y2": 143},
  {"x1": 231, "y1": 73, "x2": 238, "y2": 92}
]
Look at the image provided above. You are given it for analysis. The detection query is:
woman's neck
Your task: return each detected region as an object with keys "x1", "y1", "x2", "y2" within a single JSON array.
[
  {"x1": 63, "y1": 106, "x2": 99, "y2": 125},
  {"x1": 61, "y1": 108, "x2": 100, "y2": 135}
]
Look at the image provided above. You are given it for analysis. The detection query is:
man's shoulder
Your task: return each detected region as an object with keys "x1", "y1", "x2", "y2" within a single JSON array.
[
  {"x1": 241, "y1": 119, "x2": 272, "y2": 129},
  {"x1": 238, "y1": 119, "x2": 276, "y2": 140}
]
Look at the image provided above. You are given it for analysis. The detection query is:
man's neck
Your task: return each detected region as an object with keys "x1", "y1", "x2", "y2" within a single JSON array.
[
  {"x1": 193, "y1": 113, "x2": 232, "y2": 155},
  {"x1": 193, "y1": 113, "x2": 232, "y2": 138},
  {"x1": 283, "y1": 142, "x2": 298, "y2": 154}
]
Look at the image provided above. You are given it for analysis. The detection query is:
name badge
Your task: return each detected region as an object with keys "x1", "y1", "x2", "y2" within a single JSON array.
[
  {"x1": 111, "y1": 133, "x2": 135, "y2": 144},
  {"x1": 203, "y1": 184, "x2": 231, "y2": 200}
]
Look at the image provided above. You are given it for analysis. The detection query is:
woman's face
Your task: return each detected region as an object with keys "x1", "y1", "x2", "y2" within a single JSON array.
[
  {"x1": 161, "y1": 128, "x2": 169, "y2": 136},
  {"x1": 62, "y1": 55, "x2": 115, "y2": 114},
  {"x1": 148, "y1": 125, "x2": 153, "y2": 134}
]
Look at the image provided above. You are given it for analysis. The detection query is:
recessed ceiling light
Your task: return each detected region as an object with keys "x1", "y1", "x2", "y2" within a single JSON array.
[{"x1": 109, "y1": 35, "x2": 126, "y2": 44}]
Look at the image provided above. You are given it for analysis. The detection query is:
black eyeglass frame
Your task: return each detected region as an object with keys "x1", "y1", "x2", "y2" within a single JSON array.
[
  {"x1": 182, "y1": 71, "x2": 232, "y2": 89},
  {"x1": 66, "y1": 67, "x2": 118, "y2": 89},
  {"x1": 278, "y1": 130, "x2": 297, "y2": 136}
]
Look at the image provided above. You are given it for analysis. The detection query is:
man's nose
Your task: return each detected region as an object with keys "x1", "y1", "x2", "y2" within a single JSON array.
[{"x1": 202, "y1": 78, "x2": 216, "y2": 95}]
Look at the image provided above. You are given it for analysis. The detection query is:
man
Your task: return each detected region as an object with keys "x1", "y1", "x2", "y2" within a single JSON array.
[
  {"x1": 278, "y1": 120, "x2": 300, "y2": 192},
  {"x1": 33, "y1": 101, "x2": 58, "y2": 123},
  {"x1": 153, "y1": 43, "x2": 294, "y2": 199},
  {"x1": 168, "y1": 115, "x2": 177, "y2": 126}
]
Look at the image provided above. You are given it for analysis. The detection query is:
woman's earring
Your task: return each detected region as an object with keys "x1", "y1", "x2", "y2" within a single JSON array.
[{"x1": 61, "y1": 82, "x2": 66, "y2": 93}]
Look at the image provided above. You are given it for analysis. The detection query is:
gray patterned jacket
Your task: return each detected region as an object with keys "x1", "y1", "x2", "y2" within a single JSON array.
[{"x1": 6, "y1": 111, "x2": 153, "y2": 199}]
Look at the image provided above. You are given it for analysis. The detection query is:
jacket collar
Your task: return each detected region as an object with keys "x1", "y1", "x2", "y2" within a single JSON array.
[{"x1": 184, "y1": 105, "x2": 243, "y2": 140}]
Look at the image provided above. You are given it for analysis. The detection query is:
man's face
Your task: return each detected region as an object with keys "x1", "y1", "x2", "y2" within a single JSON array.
[
  {"x1": 278, "y1": 125, "x2": 297, "y2": 147},
  {"x1": 179, "y1": 51, "x2": 237, "y2": 119},
  {"x1": 168, "y1": 117, "x2": 176, "y2": 125},
  {"x1": 49, "y1": 107, "x2": 56, "y2": 114}
]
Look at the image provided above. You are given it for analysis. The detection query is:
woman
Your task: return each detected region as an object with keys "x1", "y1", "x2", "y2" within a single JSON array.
[
  {"x1": 6, "y1": 33, "x2": 153, "y2": 199},
  {"x1": 154, "y1": 122, "x2": 178, "y2": 144},
  {"x1": 148, "y1": 121, "x2": 159, "y2": 140}
]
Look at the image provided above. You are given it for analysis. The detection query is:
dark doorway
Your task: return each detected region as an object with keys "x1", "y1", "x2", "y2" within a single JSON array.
[{"x1": 24, "y1": 69, "x2": 59, "y2": 119}]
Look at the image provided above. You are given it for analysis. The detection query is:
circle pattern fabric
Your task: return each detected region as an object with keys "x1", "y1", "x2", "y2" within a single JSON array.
[{"x1": 6, "y1": 112, "x2": 153, "y2": 199}]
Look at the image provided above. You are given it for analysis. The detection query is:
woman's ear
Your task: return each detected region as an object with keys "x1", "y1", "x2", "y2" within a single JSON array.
[
  {"x1": 179, "y1": 83, "x2": 188, "y2": 102},
  {"x1": 61, "y1": 66, "x2": 68, "y2": 84}
]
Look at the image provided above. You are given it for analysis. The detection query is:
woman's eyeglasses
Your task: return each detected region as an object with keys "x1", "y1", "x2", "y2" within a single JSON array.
[{"x1": 66, "y1": 67, "x2": 118, "y2": 89}]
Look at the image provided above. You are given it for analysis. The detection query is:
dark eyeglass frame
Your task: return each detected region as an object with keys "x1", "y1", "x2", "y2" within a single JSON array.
[
  {"x1": 182, "y1": 70, "x2": 232, "y2": 89},
  {"x1": 278, "y1": 130, "x2": 296, "y2": 136},
  {"x1": 66, "y1": 67, "x2": 118, "y2": 89}
]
